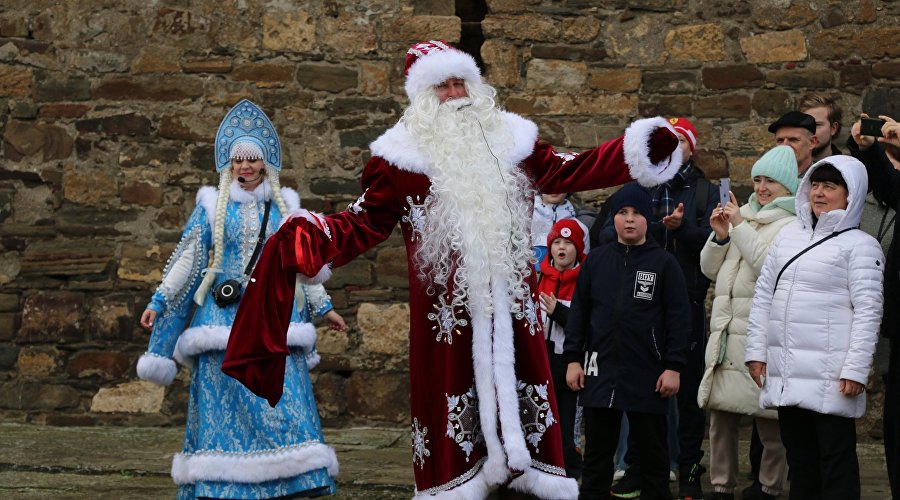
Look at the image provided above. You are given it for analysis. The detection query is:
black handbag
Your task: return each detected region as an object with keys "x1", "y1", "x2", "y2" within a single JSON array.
[{"x1": 212, "y1": 201, "x2": 271, "y2": 307}]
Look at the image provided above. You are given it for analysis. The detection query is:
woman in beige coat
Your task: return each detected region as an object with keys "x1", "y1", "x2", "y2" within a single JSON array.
[{"x1": 697, "y1": 146, "x2": 798, "y2": 500}]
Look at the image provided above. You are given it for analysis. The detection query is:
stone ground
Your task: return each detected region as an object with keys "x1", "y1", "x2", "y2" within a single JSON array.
[{"x1": 0, "y1": 423, "x2": 891, "y2": 499}]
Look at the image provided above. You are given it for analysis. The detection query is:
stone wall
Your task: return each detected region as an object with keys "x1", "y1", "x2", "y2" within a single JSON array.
[{"x1": 0, "y1": 0, "x2": 898, "y2": 430}]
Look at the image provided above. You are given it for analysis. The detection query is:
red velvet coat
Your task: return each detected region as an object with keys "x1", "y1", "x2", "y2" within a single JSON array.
[{"x1": 223, "y1": 114, "x2": 680, "y2": 499}]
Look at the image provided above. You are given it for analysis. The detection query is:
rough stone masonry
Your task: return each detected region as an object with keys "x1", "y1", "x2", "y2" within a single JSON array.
[{"x1": 0, "y1": 0, "x2": 898, "y2": 436}]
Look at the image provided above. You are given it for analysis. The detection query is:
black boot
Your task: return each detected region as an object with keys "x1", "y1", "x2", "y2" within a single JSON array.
[{"x1": 678, "y1": 463, "x2": 706, "y2": 500}]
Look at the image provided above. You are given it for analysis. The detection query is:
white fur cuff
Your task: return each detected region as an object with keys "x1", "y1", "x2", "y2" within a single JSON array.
[
  {"x1": 136, "y1": 353, "x2": 177, "y2": 386},
  {"x1": 297, "y1": 264, "x2": 332, "y2": 285},
  {"x1": 623, "y1": 116, "x2": 683, "y2": 187}
]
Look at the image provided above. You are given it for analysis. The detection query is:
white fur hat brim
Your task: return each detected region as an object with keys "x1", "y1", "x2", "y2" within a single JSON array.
[{"x1": 404, "y1": 48, "x2": 481, "y2": 102}]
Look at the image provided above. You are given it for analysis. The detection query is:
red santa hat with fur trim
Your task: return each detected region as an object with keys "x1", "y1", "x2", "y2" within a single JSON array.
[{"x1": 404, "y1": 40, "x2": 481, "y2": 101}]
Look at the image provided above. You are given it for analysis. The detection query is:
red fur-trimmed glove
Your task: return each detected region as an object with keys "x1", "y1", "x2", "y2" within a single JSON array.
[{"x1": 648, "y1": 126, "x2": 679, "y2": 165}]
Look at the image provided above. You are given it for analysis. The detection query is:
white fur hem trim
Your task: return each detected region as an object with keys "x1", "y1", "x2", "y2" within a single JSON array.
[
  {"x1": 414, "y1": 463, "x2": 491, "y2": 498},
  {"x1": 508, "y1": 466, "x2": 579, "y2": 500},
  {"x1": 171, "y1": 442, "x2": 339, "y2": 485},
  {"x1": 173, "y1": 323, "x2": 317, "y2": 366},
  {"x1": 623, "y1": 116, "x2": 683, "y2": 187},
  {"x1": 136, "y1": 353, "x2": 177, "y2": 386},
  {"x1": 405, "y1": 48, "x2": 481, "y2": 102},
  {"x1": 298, "y1": 265, "x2": 332, "y2": 285}
]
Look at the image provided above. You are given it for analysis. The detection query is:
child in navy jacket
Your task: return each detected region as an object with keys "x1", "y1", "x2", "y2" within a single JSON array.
[{"x1": 565, "y1": 183, "x2": 691, "y2": 500}]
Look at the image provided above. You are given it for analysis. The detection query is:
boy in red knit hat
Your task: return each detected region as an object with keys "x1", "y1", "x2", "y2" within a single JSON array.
[{"x1": 538, "y1": 218, "x2": 590, "y2": 480}]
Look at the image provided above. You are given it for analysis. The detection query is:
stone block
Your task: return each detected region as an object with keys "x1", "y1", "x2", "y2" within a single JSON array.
[
  {"x1": 312, "y1": 372, "x2": 349, "y2": 417},
  {"x1": 91, "y1": 380, "x2": 165, "y2": 414},
  {"x1": 262, "y1": 10, "x2": 316, "y2": 53},
  {"x1": 88, "y1": 294, "x2": 134, "y2": 341},
  {"x1": 66, "y1": 351, "x2": 130, "y2": 379},
  {"x1": 328, "y1": 259, "x2": 373, "y2": 288},
  {"x1": 752, "y1": 90, "x2": 792, "y2": 117},
  {"x1": 117, "y1": 242, "x2": 169, "y2": 284},
  {"x1": 862, "y1": 88, "x2": 900, "y2": 122},
  {"x1": 339, "y1": 127, "x2": 383, "y2": 149},
  {"x1": 693, "y1": 94, "x2": 752, "y2": 119},
  {"x1": 840, "y1": 64, "x2": 871, "y2": 87},
  {"x1": 664, "y1": 24, "x2": 727, "y2": 62},
  {"x1": 506, "y1": 93, "x2": 636, "y2": 116},
  {"x1": 158, "y1": 114, "x2": 214, "y2": 142},
  {"x1": 483, "y1": 15, "x2": 558, "y2": 42},
  {"x1": 701, "y1": 65, "x2": 764, "y2": 90},
  {"x1": 20, "y1": 239, "x2": 114, "y2": 279},
  {"x1": 481, "y1": 39, "x2": 519, "y2": 88},
  {"x1": 525, "y1": 59, "x2": 587, "y2": 91},
  {"x1": 152, "y1": 7, "x2": 207, "y2": 36},
  {"x1": 34, "y1": 71, "x2": 91, "y2": 102},
  {"x1": 93, "y1": 77, "x2": 204, "y2": 101},
  {"x1": 604, "y1": 16, "x2": 667, "y2": 64},
  {"x1": 740, "y1": 30, "x2": 807, "y2": 63},
  {"x1": 316, "y1": 328, "x2": 350, "y2": 357},
  {"x1": 358, "y1": 61, "x2": 390, "y2": 96},
  {"x1": 751, "y1": 2, "x2": 818, "y2": 30},
  {"x1": 231, "y1": 63, "x2": 295, "y2": 85},
  {"x1": 873, "y1": 63, "x2": 900, "y2": 80},
  {"x1": 0, "y1": 312, "x2": 17, "y2": 341},
  {"x1": 181, "y1": 59, "x2": 233, "y2": 74},
  {"x1": 588, "y1": 69, "x2": 641, "y2": 92},
  {"x1": 357, "y1": 302, "x2": 410, "y2": 356},
  {"x1": 121, "y1": 181, "x2": 163, "y2": 207},
  {"x1": 62, "y1": 164, "x2": 118, "y2": 205},
  {"x1": 38, "y1": 104, "x2": 90, "y2": 119},
  {"x1": 18, "y1": 291, "x2": 85, "y2": 343},
  {"x1": 530, "y1": 45, "x2": 607, "y2": 62},
  {"x1": 694, "y1": 149, "x2": 729, "y2": 180},
  {"x1": 642, "y1": 70, "x2": 697, "y2": 94},
  {"x1": 75, "y1": 114, "x2": 153, "y2": 137},
  {"x1": 858, "y1": 28, "x2": 900, "y2": 58},
  {"x1": 0, "y1": 344, "x2": 19, "y2": 370},
  {"x1": 375, "y1": 246, "x2": 409, "y2": 289},
  {"x1": 17, "y1": 346, "x2": 62, "y2": 377},
  {"x1": 131, "y1": 46, "x2": 181, "y2": 74},
  {"x1": 22, "y1": 383, "x2": 82, "y2": 411},
  {"x1": 561, "y1": 16, "x2": 601, "y2": 43},
  {"x1": 382, "y1": 16, "x2": 461, "y2": 43},
  {"x1": 0, "y1": 64, "x2": 31, "y2": 97},
  {"x1": 296, "y1": 63, "x2": 358, "y2": 92},
  {"x1": 766, "y1": 69, "x2": 834, "y2": 89},
  {"x1": 2, "y1": 120, "x2": 43, "y2": 157},
  {"x1": 321, "y1": 14, "x2": 378, "y2": 56},
  {"x1": 0, "y1": 293, "x2": 17, "y2": 312},
  {"x1": 67, "y1": 50, "x2": 130, "y2": 74},
  {"x1": 638, "y1": 96, "x2": 694, "y2": 118},
  {"x1": 345, "y1": 371, "x2": 409, "y2": 422}
]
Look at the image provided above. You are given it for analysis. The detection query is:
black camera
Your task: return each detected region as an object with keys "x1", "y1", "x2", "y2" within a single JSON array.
[{"x1": 212, "y1": 279, "x2": 242, "y2": 307}]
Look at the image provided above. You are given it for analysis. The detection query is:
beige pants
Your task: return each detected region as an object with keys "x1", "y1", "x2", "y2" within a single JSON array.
[{"x1": 708, "y1": 410, "x2": 788, "y2": 495}]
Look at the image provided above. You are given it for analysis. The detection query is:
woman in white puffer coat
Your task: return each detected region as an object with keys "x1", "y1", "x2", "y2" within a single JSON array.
[
  {"x1": 698, "y1": 146, "x2": 798, "y2": 500},
  {"x1": 745, "y1": 155, "x2": 885, "y2": 500}
]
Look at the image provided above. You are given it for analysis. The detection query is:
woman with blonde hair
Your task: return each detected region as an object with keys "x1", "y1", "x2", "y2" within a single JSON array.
[
  {"x1": 697, "y1": 146, "x2": 799, "y2": 500},
  {"x1": 137, "y1": 100, "x2": 343, "y2": 499}
]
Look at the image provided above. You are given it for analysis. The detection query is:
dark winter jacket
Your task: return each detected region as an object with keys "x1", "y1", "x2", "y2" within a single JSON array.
[
  {"x1": 591, "y1": 161, "x2": 717, "y2": 303},
  {"x1": 564, "y1": 239, "x2": 692, "y2": 414},
  {"x1": 848, "y1": 137, "x2": 900, "y2": 339}
]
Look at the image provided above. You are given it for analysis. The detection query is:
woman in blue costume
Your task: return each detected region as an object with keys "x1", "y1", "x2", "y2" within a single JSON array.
[{"x1": 137, "y1": 99, "x2": 342, "y2": 499}]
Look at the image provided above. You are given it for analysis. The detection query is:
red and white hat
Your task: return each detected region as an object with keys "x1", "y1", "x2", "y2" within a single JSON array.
[
  {"x1": 546, "y1": 219, "x2": 589, "y2": 263},
  {"x1": 404, "y1": 40, "x2": 481, "y2": 102},
  {"x1": 668, "y1": 117, "x2": 698, "y2": 154}
]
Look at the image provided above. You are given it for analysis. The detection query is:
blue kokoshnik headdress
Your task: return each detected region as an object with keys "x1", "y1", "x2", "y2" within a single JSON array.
[{"x1": 214, "y1": 99, "x2": 282, "y2": 172}]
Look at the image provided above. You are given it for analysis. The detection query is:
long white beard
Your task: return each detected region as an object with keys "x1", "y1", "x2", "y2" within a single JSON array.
[{"x1": 406, "y1": 86, "x2": 535, "y2": 314}]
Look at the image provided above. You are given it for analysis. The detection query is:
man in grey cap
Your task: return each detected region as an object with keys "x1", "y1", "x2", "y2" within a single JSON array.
[{"x1": 769, "y1": 110, "x2": 819, "y2": 175}]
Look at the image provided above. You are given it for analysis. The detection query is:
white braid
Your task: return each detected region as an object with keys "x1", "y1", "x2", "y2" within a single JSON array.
[
  {"x1": 267, "y1": 169, "x2": 289, "y2": 217},
  {"x1": 193, "y1": 171, "x2": 231, "y2": 305}
]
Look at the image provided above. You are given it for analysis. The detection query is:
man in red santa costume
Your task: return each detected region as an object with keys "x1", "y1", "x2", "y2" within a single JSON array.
[{"x1": 223, "y1": 40, "x2": 683, "y2": 499}]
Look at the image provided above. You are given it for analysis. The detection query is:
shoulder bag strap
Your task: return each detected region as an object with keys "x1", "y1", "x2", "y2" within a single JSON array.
[
  {"x1": 243, "y1": 200, "x2": 272, "y2": 276},
  {"x1": 772, "y1": 227, "x2": 855, "y2": 295}
]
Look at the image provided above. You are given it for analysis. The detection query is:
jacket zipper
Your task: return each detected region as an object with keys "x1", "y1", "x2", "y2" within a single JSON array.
[{"x1": 610, "y1": 246, "x2": 630, "y2": 408}]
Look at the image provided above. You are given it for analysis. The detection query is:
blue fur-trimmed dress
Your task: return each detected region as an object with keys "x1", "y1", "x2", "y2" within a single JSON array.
[{"x1": 137, "y1": 180, "x2": 338, "y2": 499}]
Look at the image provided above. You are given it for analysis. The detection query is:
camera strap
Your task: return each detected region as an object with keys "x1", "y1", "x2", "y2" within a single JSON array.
[{"x1": 243, "y1": 200, "x2": 271, "y2": 277}]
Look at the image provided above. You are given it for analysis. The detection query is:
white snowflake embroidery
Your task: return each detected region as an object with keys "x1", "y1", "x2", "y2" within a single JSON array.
[
  {"x1": 427, "y1": 296, "x2": 469, "y2": 345},
  {"x1": 411, "y1": 417, "x2": 431, "y2": 469},
  {"x1": 517, "y1": 380, "x2": 556, "y2": 453},
  {"x1": 401, "y1": 195, "x2": 428, "y2": 242},
  {"x1": 553, "y1": 151, "x2": 577, "y2": 162},
  {"x1": 446, "y1": 385, "x2": 483, "y2": 462},
  {"x1": 348, "y1": 188, "x2": 368, "y2": 214},
  {"x1": 512, "y1": 294, "x2": 540, "y2": 336}
]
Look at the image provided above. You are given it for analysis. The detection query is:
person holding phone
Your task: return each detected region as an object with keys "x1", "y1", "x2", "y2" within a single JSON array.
[
  {"x1": 745, "y1": 157, "x2": 884, "y2": 500},
  {"x1": 697, "y1": 146, "x2": 798, "y2": 500},
  {"x1": 848, "y1": 113, "x2": 900, "y2": 498}
]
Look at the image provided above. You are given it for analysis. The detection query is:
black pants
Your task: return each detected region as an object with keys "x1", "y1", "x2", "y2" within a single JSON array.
[
  {"x1": 554, "y1": 379, "x2": 583, "y2": 479},
  {"x1": 582, "y1": 408, "x2": 672, "y2": 500},
  {"x1": 623, "y1": 301, "x2": 706, "y2": 470},
  {"x1": 777, "y1": 406, "x2": 860, "y2": 500},
  {"x1": 885, "y1": 337, "x2": 900, "y2": 498}
]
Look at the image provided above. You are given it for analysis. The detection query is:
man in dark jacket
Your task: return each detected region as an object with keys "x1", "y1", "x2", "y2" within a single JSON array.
[
  {"x1": 567, "y1": 182, "x2": 691, "y2": 500},
  {"x1": 591, "y1": 118, "x2": 717, "y2": 499}
]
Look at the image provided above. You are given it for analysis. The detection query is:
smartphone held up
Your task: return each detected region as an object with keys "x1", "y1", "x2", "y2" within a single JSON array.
[
  {"x1": 718, "y1": 177, "x2": 731, "y2": 209},
  {"x1": 860, "y1": 117, "x2": 886, "y2": 138}
]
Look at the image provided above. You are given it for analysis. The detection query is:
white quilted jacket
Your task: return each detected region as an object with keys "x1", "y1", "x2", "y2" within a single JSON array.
[
  {"x1": 697, "y1": 202, "x2": 795, "y2": 418},
  {"x1": 745, "y1": 156, "x2": 885, "y2": 418}
]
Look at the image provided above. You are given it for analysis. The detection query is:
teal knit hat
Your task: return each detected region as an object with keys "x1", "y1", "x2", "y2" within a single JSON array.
[{"x1": 751, "y1": 145, "x2": 799, "y2": 194}]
